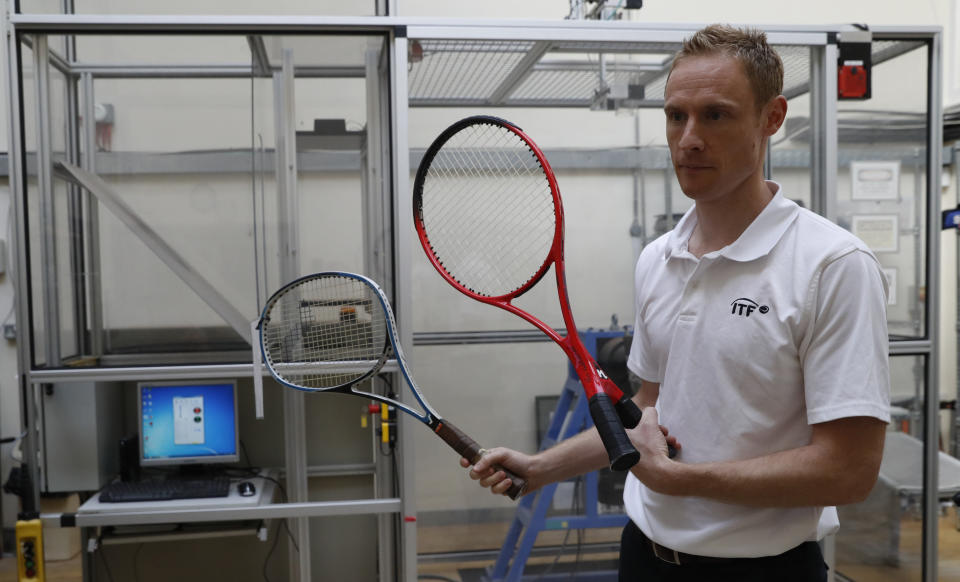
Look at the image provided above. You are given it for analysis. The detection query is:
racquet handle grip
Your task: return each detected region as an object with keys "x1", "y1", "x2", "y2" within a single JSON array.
[
  {"x1": 614, "y1": 397, "x2": 678, "y2": 459},
  {"x1": 589, "y1": 392, "x2": 640, "y2": 471},
  {"x1": 435, "y1": 420, "x2": 527, "y2": 500},
  {"x1": 614, "y1": 397, "x2": 643, "y2": 427}
]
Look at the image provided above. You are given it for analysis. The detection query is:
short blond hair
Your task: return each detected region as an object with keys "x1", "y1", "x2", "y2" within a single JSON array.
[{"x1": 670, "y1": 24, "x2": 784, "y2": 110}]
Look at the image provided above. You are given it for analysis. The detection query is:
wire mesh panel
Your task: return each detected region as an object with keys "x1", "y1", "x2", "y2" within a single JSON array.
[
  {"x1": 408, "y1": 39, "x2": 821, "y2": 107},
  {"x1": 550, "y1": 40, "x2": 681, "y2": 54},
  {"x1": 778, "y1": 45, "x2": 812, "y2": 100},
  {"x1": 408, "y1": 39, "x2": 680, "y2": 106},
  {"x1": 409, "y1": 39, "x2": 537, "y2": 103},
  {"x1": 510, "y1": 68, "x2": 600, "y2": 105},
  {"x1": 511, "y1": 64, "x2": 660, "y2": 105},
  {"x1": 872, "y1": 39, "x2": 925, "y2": 64}
]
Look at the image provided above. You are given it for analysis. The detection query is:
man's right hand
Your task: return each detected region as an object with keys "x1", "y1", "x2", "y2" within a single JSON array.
[
  {"x1": 460, "y1": 447, "x2": 536, "y2": 497},
  {"x1": 461, "y1": 427, "x2": 616, "y2": 498}
]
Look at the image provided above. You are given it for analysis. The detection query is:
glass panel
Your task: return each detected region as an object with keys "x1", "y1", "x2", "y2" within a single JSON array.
[
  {"x1": 410, "y1": 39, "x2": 819, "y2": 580},
  {"x1": 293, "y1": 77, "x2": 370, "y2": 275},
  {"x1": 50, "y1": 64, "x2": 79, "y2": 360},
  {"x1": 836, "y1": 354, "x2": 925, "y2": 581},
  {"x1": 770, "y1": 46, "x2": 814, "y2": 209},
  {"x1": 836, "y1": 40, "x2": 928, "y2": 340},
  {"x1": 53, "y1": 177, "x2": 78, "y2": 359},
  {"x1": 88, "y1": 75, "x2": 262, "y2": 360},
  {"x1": 18, "y1": 28, "x2": 393, "y2": 580},
  {"x1": 75, "y1": 35, "x2": 255, "y2": 67},
  {"x1": 15, "y1": 0, "x2": 61, "y2": 14},
  {"x1": 21, "y1": 41, "x2": 46, "y2": 367},
  {"x1": 17, "y1": 1, "x2": 377, "y2": 16},
  {"x1": 18, "y1": 33, "x2": 384, "y2": 367},
  {"x1": 414, "y1": 342, "x2": 621, "y2": 577},
  {"x1": 832, "y1": 38, "x2": 937, "y2": 582},
  {"x1": 19, "y1": 39, "x2": 78, "y2": 365},
  {"x1": 408, "y1": 105, "x2": 682, "y2": 336},
  {"x1": 408, "y1": 41, "x2": 679, "y2": 575}
]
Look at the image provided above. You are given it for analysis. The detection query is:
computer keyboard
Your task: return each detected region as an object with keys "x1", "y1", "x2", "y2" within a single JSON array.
[{"x1": 99, "y1": 477, "x2": 232, "y2": 503}]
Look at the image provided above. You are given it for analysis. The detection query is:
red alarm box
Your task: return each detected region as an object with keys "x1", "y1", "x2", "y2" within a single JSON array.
[{"x1": 839, "y1": 61, "x2": 868, "y2": 99}]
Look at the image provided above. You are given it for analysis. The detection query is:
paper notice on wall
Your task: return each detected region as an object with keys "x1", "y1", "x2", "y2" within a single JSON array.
[
  {"x1": 851, "y1": 161, "x2": 900, "y2": 201},
  {"x1": 852, "y1": 214, "x2": 899, "y2": 253}
]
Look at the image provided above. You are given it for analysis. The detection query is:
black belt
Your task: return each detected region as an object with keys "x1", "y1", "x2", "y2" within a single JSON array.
[{"x1": 640, "y1": 530, "x2": 737, "y2": 566}]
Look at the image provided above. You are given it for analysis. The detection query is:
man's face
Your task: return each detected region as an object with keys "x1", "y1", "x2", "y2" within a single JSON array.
[{"x1": 664, "y1": 54, "x2": 778, "y2": 203}]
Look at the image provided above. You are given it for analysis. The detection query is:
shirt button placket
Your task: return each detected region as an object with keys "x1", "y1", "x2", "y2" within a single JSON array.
[{"x1": 680, "y1": 265, "x2": 703, "y2": 319}]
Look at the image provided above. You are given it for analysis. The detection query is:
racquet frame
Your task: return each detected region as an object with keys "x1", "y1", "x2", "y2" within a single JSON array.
[
  {"x1": 259, "y1": 271, "x2": 526, "y2": 498},
  {"x1": 414, "y1": 116, "x2": 644, "y2": 471}
]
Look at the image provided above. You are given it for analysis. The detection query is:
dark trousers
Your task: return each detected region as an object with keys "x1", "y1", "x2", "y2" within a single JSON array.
[{"x1": 618, "y1": 521, "x2": 828, "y2": 582}]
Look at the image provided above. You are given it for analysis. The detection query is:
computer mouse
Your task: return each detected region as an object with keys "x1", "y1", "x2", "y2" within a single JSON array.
[{"x1": 237, "y1": 481, "x2": 256, "y2": 497}]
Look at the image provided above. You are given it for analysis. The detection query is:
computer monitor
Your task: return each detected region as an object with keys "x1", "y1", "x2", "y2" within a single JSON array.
[{"x1": 138, "y1": 380, "x2": 240, "y2": 467}]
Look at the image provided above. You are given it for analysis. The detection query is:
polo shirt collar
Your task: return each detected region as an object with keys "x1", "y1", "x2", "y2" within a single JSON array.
[{"x1": 663, "y1": 181, "x2": 799, "y2": 263}]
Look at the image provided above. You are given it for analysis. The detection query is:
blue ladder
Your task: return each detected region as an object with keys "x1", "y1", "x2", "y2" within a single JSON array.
[{"x1": 486, "y1": 330, "x2": 631, "y2": 582}]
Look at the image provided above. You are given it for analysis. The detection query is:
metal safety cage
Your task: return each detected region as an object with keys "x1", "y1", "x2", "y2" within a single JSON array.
[
  {"x1": 4, "y1": 12, "x2": 415, "y2": 582},
  {"x1": 399, "y1": 20, "x2": 944, "y2": 582},
  {"x1": 3, "y1": 12, "x2": 945, "y2": 582}
]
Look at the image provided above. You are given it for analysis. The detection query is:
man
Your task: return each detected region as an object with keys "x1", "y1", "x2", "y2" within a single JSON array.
[{"x1": 462, "y1": 24, "x2": 890, "y2": 581}]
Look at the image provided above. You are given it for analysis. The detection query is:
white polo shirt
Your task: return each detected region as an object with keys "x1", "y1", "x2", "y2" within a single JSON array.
[{"x1": 624, "y1": 182, "x2": 890, "y2": 558}]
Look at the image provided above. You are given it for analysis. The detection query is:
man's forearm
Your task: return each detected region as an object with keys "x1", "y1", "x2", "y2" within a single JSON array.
[
  {"x1": 636, "y1": 416, "x2": 886, "y2": 507},
  {"x1": 650, "y1": 446, "x2": 860, "y2": 507},
  {"x1": 531, "y1": 426, "x2": 610, "y2": 486}
]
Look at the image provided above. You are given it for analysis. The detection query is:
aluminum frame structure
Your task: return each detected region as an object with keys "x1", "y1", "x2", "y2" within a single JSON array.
[
  {"x1": 5, "y1": 14, "x2": 413, "y2": 582},
  {"x1": 3, "y1": 12, "x2": 944, "y2": 582}
]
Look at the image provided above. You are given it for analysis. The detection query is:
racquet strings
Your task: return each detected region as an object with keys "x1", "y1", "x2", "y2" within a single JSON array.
[
  {"x1": 420, "y1": 121, "x2": 557, "y2": 298},
  {"x1": 261, "y1": 275, "x2": 389, "y2": 390}
]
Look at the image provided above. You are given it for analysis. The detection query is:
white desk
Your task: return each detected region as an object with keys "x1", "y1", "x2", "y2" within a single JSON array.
[
  {"x1": 38, "y1": 470, "x2": 401, "y2": 582},
  {"x1": 80, "y1": 474, "x2": 275, "y2": 516},
  {"x1": 72, "y1": 472, "x2": 277, "y2": 528},
  {"x1": 49, "y1": 473, "x2": 276, "y2": 582}
]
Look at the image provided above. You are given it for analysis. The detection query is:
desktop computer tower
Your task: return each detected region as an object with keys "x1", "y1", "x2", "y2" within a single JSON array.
[{"x1": 40, "y1": 382, "x2": 123, "y2": 492}]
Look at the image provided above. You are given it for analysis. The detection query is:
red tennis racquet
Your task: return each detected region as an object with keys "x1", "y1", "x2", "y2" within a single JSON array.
[{"x1": 413, "y1": 115, "x2": 646, "y2": 471}]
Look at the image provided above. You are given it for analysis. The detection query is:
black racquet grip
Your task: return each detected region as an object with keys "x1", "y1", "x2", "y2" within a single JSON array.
[
  {"x1": 435, "y1": 420, "x2": 527, "y2": 500},
  {"x1": 614, "y1": 398, "x2": 678, "y2": 459},
  {"x1": 589, "y1": 392, "x2": 640, "y2": 471},
  {"x1": 615, "y1": 397, "x2": 643, "y2": 428}
]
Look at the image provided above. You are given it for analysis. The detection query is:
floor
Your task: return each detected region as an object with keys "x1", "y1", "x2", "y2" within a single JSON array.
[
  {"x1": 833, "y1": 507, "x2": 960, "y2": 582},
  {"x1": 418, "y1": 510, "x2": 960, "y2": 582},
  {"x1": 0, "y1": 512, "x2": 957, "y2": 581},
  {"x1": 418, "y1": 522, "x2": 622, "y2": 582}
]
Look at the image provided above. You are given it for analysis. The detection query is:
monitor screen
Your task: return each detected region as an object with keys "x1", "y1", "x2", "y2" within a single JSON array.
[{"x1": 138, "y1": 380, "x2": 239, "y2": 466}]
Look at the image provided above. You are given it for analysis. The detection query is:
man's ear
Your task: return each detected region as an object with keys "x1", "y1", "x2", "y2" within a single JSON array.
[{"x1": 763, "y1": 95, "x2": 788, "y2": 137}]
